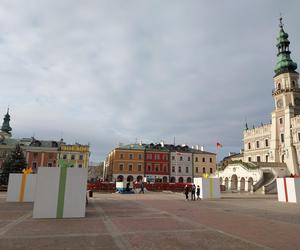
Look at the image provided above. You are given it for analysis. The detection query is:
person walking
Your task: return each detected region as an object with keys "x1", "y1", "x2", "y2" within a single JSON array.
[
  {"x1": 184, "y1": 185, "x2": 189, "y2": 200},
  {"x1": 191, "y1": 184, "x2": 196, "y2": 201},
  {"x1": 196, "y1": 185, "x2": 201, "y2": 200},
  {"x1": 139, "y1": 181, "x2": 145, "y2": 194}
]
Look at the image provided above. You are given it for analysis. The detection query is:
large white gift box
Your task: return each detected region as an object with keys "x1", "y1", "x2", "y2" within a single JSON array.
[
  {"x1": 276, "y1": 177, "x2": 300, "y2": 203},
  {"x1": 33, "y1": 167, "x2": 88, "y2": 218},
  {"x1": 193, "y1": 177, "x2": 221, "y2": 199},
  {"x1": 7, "y1": 173, "x2": 36, "y2": 202}
]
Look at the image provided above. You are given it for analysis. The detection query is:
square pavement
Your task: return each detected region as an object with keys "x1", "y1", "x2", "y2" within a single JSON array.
[{"x1": 0, "y1": 192, "x2": 300, "y2": 249}]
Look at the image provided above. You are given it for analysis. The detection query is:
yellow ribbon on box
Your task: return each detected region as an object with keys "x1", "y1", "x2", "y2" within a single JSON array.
[
  {"x1": 19, "y1": 168, "x2": 32, "y2": 202},
  {"x1": 202, "y1": 173, "x2": 213, "y2": 198}
]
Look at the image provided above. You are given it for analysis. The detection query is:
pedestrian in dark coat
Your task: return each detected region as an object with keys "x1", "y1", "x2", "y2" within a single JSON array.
[
  {"x1": 191, "y1": 184, "x2": 196, "y2": 200},
  {"x1": 196, "y1": 185, "x2": 201, "y2": 200},
  {"x1": 184, "y1": 185, "x2": 189, "y2": 200}
]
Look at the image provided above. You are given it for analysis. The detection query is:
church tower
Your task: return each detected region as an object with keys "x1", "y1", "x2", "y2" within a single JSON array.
[
  {"x1": 270, "y1": 17, "x2": 300, "y2": 175},
  {"x1": 0, "y1": 108, "x2": 12, "y2": 139}
]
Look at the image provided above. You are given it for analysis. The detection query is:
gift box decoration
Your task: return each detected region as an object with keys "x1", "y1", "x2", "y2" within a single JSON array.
[
  {"x1": 7, "y1": 168, "x2": 36, "y2": 202},
  {"x1": 276, "y1": 177, "x2": 300, "y2": 203},
  {"x1": 193, "y1": 177, "x2": 221, "y2": 199},
  {"x1": 33, "y1": 166, "x2": 88, "y2": 219}
]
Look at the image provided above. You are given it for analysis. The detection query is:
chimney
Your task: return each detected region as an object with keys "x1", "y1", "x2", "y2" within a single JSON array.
[
  {"x1": 200, "y1": 146, "x2": 204, "y2": 151},
  {"x1": 160, "y1": 141, "x2": 164, "y2": 147},
  {"x1": 191, "y1": 146, "x2": 194, "y2": 149}
]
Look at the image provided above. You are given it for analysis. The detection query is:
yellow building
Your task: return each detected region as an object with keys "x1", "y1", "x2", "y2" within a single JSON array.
[
  {"x1": 105, "y1": 144, "x2": 145, "y2": 182},
  {"x1": 192, "y1": 149, "x2": 217, "y2": 177},
  {"x1": 58, "y1": 144, "x2": 90, "y2": 168}
]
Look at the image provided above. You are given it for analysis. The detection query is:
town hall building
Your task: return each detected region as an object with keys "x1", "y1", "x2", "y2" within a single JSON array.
[{"x1": 219, "y1": 18, "x2": 300, "y2": 193}]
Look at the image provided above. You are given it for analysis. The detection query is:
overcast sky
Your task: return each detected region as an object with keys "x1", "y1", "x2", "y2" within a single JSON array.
[{"x1": 1, "y1": 1, "x2": 300, "y2": 162}]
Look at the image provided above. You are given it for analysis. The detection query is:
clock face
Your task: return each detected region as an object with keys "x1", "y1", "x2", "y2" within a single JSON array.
[{"x1": 277, "y1": 99, "x2": 283, "y2": 108}]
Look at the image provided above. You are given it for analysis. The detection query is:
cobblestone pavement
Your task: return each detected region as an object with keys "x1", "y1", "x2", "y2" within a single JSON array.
[{"x1": 0, "y1": 191, "x2": 300, "y2": 250}]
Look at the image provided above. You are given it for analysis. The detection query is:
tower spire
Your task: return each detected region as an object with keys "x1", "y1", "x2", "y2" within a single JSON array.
[
  {"x1": 274, "y1": 17, "x2": 298, "y2": 76},
  {"x1": 1, "y1": 108, "x2": 12, "y2": 135}
]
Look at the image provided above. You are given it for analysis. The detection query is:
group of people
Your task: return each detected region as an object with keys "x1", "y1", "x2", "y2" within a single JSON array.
[{"x1": 184, "y1": 184, "x2": 201, "y2": 200}]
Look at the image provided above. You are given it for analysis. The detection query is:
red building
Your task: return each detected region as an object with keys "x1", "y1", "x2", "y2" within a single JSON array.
[{"x1": 145, "y1": 144, "x2": 170, "y2": 182}]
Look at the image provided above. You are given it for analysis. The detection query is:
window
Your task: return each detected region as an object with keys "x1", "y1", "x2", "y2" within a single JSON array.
[
  {"x1": 188, "y1": 157, "x2": 190, "y2": 161},
  {"x1": 49, "y1": 153, "x2": 53, "y2": 159},
  {"x1": 120, "y1": 154, "x2": 124, "y2": 159},
  {"x1": 138, "y1": 154, "x2": 142, "y2": 160},
  {"x1": 138, "y1": 164, "x2": 142, "y2": 171},
  {"x1": 257, "y1": 156, "x2": 261, "y2": 162},
  {"x1": 78, "y1": 164, "x2": 82, "y2": 168},
  {"x1": 119, "y1": 164, "x2": 124, "y2": 171},
  {"x1": 279, "y1": 118, "x2": 283, "y2": 124},
  {"x1": 281, "y1": 134, "x2": 284, "y2": 143},
  {"x1": 147, "y1": 154, "x2": 152, "y2": 160},
  {"x1": 248, "y1": 143, "x2": 251, "y2": 150},
  {"x1": 63, "y1": 154, "x2": 67, "y2": 160},
  {"x1": 210, "y1": 168, "x2": 213, "y2": 174},
  {"x1": 278, "y1": 82, "x2": 281, "y2": 90},
  {"x1": 195, "y1": 167, "x2": 198, "y2": 173},
  {"x1": 248, "y1": 157, "x2": 251, "y2": 162},
  {"x1": 292, "y1": 80, "x2": 296, "y2": 88},
  {"x1": 178, "y1": 166, "x2": 182, "y2": 173},
  {"x1": 47, "y1": 163, "x2": 52, "y2": 167},
  {"x1": 155, "y1": 165, "x2": 159, "y2": 172},
  {"x1": 172, "y1": 166, "x2": 175, "y2": 172},
  {"x1": 265, "y1": 139, "x2": 269, "y2": 147},
  {"x1": 180, "y1": 156, "x2": 183, "y2": 161},
  {"x1": 129, "y1": 154, "x2": 133, "y2": 159},
  {"x1": 266, "y1": 155, "x2": 269, "y2": 162},
  {"x1": 128, "y1": 164, "x2": 133, "y2": 171},
  {"x1": 202, "y1": 167, "x2": 206, "y2": 173},
  {"x1": 155, "y1": 154, "x2": 160, "y2": 160},
  {"x1": 202, "y1": 157, "x2": 205, "y2": 162},
  {"x1": 185, "y1": 167, "x2": 188, "y2": 173},
  {"x1": 160, "y1": 165, "x2": 162, "y2": 171},
  {"x1": 209, "y1": 158, "x2": 212, "y2": 163},
  {"x1": 79, "y1": 154, "x2": 83, "y2": 160},
  {"x1": 148, "y1": 165, "x2": 151, "y2": 171},
  {"x1": 195, "y1": 157, "x2": 198, "y2": 162},
  {"x1": 172, "y1": 156, "x2": 175, "y2": 160},
  {"x1": 164, "y1": 166, "x2": 166, "y2": 172},
  {"x1": 71, "y1": 155, "x2": 75, "y2": 160},
  {"x1": 256, "y1": 141, "x2": 260, "y2": 149},
  {"x1": 298, "y1": 133, "x2": 300, "y2": 142}
]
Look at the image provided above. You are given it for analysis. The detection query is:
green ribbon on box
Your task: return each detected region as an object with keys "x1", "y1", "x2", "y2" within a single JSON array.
[{"x1": 56, "y1": 160, "x2": 74, "y2": 218}]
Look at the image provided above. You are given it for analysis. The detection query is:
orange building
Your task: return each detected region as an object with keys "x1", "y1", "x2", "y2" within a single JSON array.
[{"x1": 106, "y1": 144, "x2": 145, "y2": 182}]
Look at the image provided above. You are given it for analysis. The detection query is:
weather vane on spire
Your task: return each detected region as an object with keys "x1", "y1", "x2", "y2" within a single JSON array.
[{"x1": 279, "y1": 13, "x2": 283, "y2": 29}]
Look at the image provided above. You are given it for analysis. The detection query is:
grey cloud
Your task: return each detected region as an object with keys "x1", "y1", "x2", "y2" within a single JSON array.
[{"x1": 1, "y1": 0, "x2": 300, "y2": 162}]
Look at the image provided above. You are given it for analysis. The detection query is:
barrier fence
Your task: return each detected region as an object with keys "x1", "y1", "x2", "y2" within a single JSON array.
[{"x1": 87, "y1": 181, "x2": 193, "y2": 192}]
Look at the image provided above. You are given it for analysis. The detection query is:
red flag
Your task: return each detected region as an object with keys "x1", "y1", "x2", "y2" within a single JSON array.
[{"x1": 216, "y1": 142, "x2": 223, "y2": 148}]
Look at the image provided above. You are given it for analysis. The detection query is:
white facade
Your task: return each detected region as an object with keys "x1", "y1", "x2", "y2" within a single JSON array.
[{"x1": 169, "y1": 151, "x2": 193, "y2": 183}]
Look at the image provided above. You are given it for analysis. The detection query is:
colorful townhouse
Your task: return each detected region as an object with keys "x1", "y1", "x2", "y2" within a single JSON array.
[
  {"x1": 58, "y1": 144, "x2": 90, "y2": 168},
  {"x1": 144, "y1": 143, "x2": 170, "y2": 182},
  {"x1": 106, "y1": 143, "x2": 145, "y2": 182},
  {"x1": 166, "y1": 144, "x2": 193, "y2": 183},
  {"x1": 192, "y1": 147, "x2": 217, "y2": 178}
]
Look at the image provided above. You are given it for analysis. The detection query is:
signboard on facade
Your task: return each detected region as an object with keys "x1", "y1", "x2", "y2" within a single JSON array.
[{"x1": 60, "y1": 145, "x2": 89, "y2": 153}]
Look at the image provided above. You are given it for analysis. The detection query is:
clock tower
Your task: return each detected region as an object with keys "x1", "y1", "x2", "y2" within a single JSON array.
[{"x1": 270, "y1": 17, "x2": 300, "y2": 174}]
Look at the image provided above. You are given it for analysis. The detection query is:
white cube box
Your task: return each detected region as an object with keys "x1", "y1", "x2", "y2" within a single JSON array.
[
  {"x1": 33, "y1": 167, "x2": 88, "y2": 219},
  {"x1": 276, "y1": 177, "x2": 300, "y2": 203},
  {"x1": 7, "y1": 173, "x2": 36, "y2": 202},
  {"x1": 193, "y1": 177, "x2": 221, "y2": 199}
]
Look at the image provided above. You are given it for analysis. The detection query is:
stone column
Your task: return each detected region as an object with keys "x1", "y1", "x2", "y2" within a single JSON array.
[
  {"x1": 245, "y1": 180, "x2": 249, "y2": 192},
  {"x1": 237, "y1": 180, "x2": 241, "y2": 191}
]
